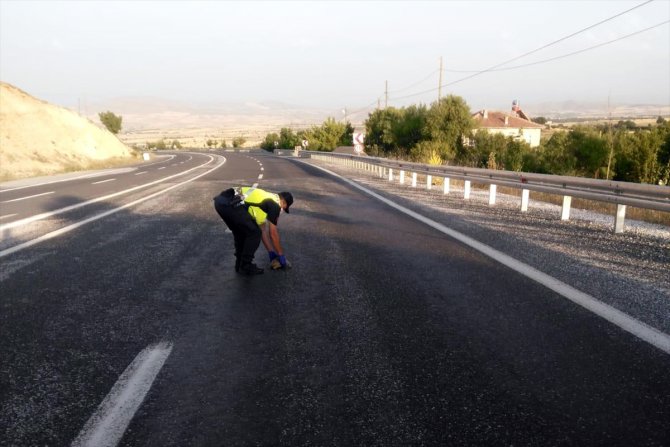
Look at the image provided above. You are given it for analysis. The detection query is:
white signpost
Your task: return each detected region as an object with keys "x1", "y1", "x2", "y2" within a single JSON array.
[{"x1": 353, "y1": 133, "x2": 364, "y2": 154}]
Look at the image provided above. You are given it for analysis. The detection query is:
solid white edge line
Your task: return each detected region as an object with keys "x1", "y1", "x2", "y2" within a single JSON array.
[
  {"x1": 1, "y1": 191, "x2": 55, "y2": 203},
  {"x1": 0, "y1": 153, "x2": 217, "y2": 232},
  {"x1": 71, "y1": 342, "x2": 173, "y2": 447},
  {"x1": 296, "y1": 160, "x2": 670, "y2": 355},
  {"x1": 0, "y1": 156, "x2": 226, "y2": 258},
  {"x1": 0, "y1": 214, "x2": 18, "y2": 220}
]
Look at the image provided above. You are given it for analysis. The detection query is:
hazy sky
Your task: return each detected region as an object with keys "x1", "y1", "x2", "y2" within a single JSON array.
[{"x1": 1, "y1": 0, "x2": 669, "y2": 119}]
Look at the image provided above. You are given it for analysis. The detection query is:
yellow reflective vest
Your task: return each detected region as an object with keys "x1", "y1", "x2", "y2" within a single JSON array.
[{"x1": 240, "y1": 187, "x2": 280, "y2": 226}]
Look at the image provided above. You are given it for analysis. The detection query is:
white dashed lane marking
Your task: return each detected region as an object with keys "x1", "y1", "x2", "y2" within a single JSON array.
[{"x1": 1, "y1": 191, "x2": 54, "y2": 203}]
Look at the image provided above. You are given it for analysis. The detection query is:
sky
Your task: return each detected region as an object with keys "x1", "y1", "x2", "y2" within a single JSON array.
[{"x1": 1, "y1": 0, "x2": 669, "y2": 119}]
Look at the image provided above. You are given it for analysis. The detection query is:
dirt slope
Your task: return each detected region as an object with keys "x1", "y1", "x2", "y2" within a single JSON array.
[{"x1": 0, "y1": 82, "x2": 137, "y2": 181}]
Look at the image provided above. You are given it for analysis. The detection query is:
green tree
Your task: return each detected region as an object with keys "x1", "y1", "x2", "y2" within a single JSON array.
[
  {"x1": 365, "y1": 108, "x2": 404, "y2": 155},
  {"x1": 425, "y1": 95, "x2": 474, "y2": 162},
  {"x1": 393, "y1": 104, "x2": 428, "y2": 154},
  {"x1": 279, "y1": 127, "x2": 300, "y2": 149},
  {"x1": 220, "y1": 139, "x2": 227, "y2": 148},
  {"x1": 302, "y1": 118, "x2": 349, "y2": 151},
  {"x1": 98, "y1": 111, "x2": 122, "y2": 134},
  {"x1": 570, "y1": 127, "x2": 609, "y2": 178},
  {"x1": 540, "y1": 132, "x2": 576, "y2": 175},
  {"x1": 339, "y1": 122, "x2": 355, "y2": 147},
  {"x1": 260, "y1": 133, "x2": 279, "y2": 151}
]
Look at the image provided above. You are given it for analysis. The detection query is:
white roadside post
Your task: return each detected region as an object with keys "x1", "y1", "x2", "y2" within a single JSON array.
[
  {"x1": 389, "y1": 168, "x2": 394, "y2": 182},
  {"x1": 443, "y1": 177, "x2": 450, "y2": 194},
  {"x1": 615, "y1": 204, "x2": 627, "y2": 233},
  {"x1": 489, "y1": 184, "x2": 497, "y2": 205},
  {"x1": 400, "y1": 170, "x2": 405, "y2": 185},
  {"x1": 412, "y1": 172, "x2": 417, "y2": 187},
  {"x1": 426, "y1": 175, "x2": 432, "y2": 190},
  {"x1": 464, "y1": 180, "x2": 471, "y2": 200},
  {"x1": 561, "y1": 196, "x2": 572, "y2": 221},
  {"x1": 521, "y1": 189, "x2": 530, "y2": 212}
]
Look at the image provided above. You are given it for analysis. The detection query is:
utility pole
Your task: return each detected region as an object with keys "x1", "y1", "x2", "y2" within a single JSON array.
[
  {"x1": 385, "y1": 80, "x2": 388, "y2": 109},
  {"x1": 377, "y1": 98, "x2": 381, "y2": 110},
  {"x1": 606, "y1": 93, "x2": 614, "y2": 180},
  {"x1": 438, "y1": 56, "x2": 443, "y2": 101}
]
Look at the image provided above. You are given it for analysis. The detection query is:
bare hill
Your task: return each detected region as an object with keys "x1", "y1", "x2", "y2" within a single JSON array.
[{"x1": 0, "y1": 82, "x2": 137, "y2": 181}]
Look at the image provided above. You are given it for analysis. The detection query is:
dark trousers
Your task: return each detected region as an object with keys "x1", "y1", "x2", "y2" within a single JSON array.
[{"x1": 214, "y1": 192, "x2": 261, "y2": 265}]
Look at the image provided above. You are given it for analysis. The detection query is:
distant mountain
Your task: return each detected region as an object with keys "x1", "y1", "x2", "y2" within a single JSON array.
[
  {"x1": 84, "y1": 97, "x2": 335, "y2": 131},
  {"x1": 82, "y1": 96, "x2": 669, "y2": 131},
  {"x1": 523, "y1": 100, "x2": 669, "y2": 120}
]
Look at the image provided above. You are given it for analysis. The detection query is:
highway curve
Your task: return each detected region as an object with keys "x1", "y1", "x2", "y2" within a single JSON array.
[{"x1": 1, "y1": 150, "x2": 668, "y2": 446}]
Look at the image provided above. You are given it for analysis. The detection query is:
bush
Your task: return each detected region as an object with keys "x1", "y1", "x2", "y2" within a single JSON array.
[
  {"x1": 232, "y1": 137, "x2": 246, "y2": 148},
  {"x1": 98, "y1": 111, "x2": 122, "y2": 134}
]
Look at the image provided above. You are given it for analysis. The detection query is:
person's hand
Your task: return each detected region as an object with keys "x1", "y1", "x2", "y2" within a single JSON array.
[
  {"x1": 278, "y1": 255, "x2": 287, "y2": 268},
  {"x1": 268, "y1": 251, "x2": 278, "y2": 261}
]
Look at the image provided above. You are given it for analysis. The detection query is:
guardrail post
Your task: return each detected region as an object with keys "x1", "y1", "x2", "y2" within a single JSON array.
[
  {"x1": 521, "y1": 189, "x2": 530, "y2": 212},
  {"x1": 400, "y1": 170, "x2": 405, "y2": 185},
  {"x1": 464, "y1": 180, "x2": 471, "y2": 200},
  {"x1": 412, "y1": 172, "x2": 417, "y2": 187},
  {"x1": 614, "y1": 204, "x2": 627, "y2": 233},
  {"x1": 426, "y1": 175, "x2": 432, "y2": 190},
  {"x1": 489, "y1": 184, "x2": 497, "y2": 205},
  {"x1": 561, "y1": 196, "x2": 572, "y2": 221},
  {"x1": 389, "y1": 168, "x2": 394, "y2": 182},
  {"x1": 443, "y1": 177, "x2": 450, "y2": 194}
]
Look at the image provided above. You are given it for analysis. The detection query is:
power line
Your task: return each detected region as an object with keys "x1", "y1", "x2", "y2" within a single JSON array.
[
  {"x1": 388, "y1": 68, "x2": 440, "y2": 94},
  {"x1": 341, "y1": 0, "x2": 658, "y2": 116},
  {"x1": 481, "y1": 0, "x2": 655, "y2": 72},
  {"x1": 392, "y1": 18, "x2": 667, "y2": 102}
]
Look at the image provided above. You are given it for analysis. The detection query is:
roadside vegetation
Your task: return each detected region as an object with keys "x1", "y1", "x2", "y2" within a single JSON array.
[{"x1": 260, "y1": 96, "x2": 670, "y2": 186}]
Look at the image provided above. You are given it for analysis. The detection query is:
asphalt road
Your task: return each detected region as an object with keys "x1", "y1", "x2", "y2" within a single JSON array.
[{"x1": 1, "y1": 151, "x2": 668, "y2": 446}]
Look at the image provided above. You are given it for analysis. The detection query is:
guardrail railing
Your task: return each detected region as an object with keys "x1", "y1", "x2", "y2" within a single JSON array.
[{"x1": 294, "y1": 150, "x2": 669, "y2": 234}]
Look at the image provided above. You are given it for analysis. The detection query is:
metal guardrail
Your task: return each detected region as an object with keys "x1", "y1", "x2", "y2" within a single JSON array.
[{"x1": 294, "y1": 150, "x2": 670, "y2": 234}]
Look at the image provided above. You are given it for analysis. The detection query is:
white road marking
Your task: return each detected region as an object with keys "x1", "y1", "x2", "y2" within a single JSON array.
[
  {"x1": 0, "y1": 169, "x2": 136, "y2": 193},
  {"x1": 0, "y1": 154, "x2": 219, "y2": 233},
  {"x1": 301, "y1": 161, "x2": 670, "y2": 355},
  {"x1": 258, "y1": 174, "x2": 263, "y2": 179},
  {"x1": 158, "y1": 167, "x2": 166, "y2": 170},
  {"x1": 0, "y1": 213, "x2": 18, "y2": 220},
  {"x1": 261, "y1": 167, "x2": 264, "y2": 171},
  {"x1": 71, "y1": 342, "x2": 173, "y2": 447},
  {"x1": 92, "y1": 179, "x2": 116, "y2": 185},
  {"x1": 0, "y1": 155, "x2": 226, "y2": 257},
  {"x1": 1, "y1": 191, "x2": 54, "y2": 203},
  {"x1": 134, "y1": 171, "x2": 148, "y2": 176}
]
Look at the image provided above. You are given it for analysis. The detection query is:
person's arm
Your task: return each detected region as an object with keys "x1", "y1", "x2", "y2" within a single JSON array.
[
  {"x1": 268, "y1": 221, "x2": 284, "y2": 256},
  {"x1": 260, "y1": 222, "x2": 274, "y2": 252}
]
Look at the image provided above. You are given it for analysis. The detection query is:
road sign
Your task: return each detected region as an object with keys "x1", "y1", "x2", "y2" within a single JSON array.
[
  {"x1": 301, "y1": 139, "x2": 309, "y2": 148},
  {"x1": 353, "y1": 133, "x2": 364, "y2": 145}
]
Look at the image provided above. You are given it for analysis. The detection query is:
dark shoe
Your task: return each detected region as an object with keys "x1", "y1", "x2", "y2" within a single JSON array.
[{"x1": 240, "y1": 263, "x2": 264, "y2": 275}]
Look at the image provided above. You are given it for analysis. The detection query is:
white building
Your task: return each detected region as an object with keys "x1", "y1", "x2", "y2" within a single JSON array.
[{"x1": 471, "y1": 109, "x2": 543, "y2": 148}]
